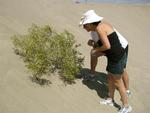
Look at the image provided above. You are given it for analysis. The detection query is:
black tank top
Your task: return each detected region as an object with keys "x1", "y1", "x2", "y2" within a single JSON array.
[{"x1": 97, "y1": 32, "x2": 126, "y2": 63}]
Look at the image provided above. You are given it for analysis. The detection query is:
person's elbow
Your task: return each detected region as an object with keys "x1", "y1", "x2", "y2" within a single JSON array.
[{"x1": 104, "y1": 44, "x2": 111, "y2": 50}]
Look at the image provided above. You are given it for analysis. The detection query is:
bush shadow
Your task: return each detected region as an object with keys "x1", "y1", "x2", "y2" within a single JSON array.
[{"x1": 29, "y1": 76, "x2": 52, "y2": 86}]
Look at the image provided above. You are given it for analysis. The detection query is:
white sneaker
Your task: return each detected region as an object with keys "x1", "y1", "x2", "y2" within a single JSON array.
[
  {"x1": 118, "y1": 105, "x2": 132, "y2": 113},
  {"x1": 100, "y1": 98, "x2": 114, "y2": 106}
]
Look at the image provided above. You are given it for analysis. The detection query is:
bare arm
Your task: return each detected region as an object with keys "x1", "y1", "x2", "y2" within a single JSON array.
[{"x1": 94, "y1": 24, "x2": 111, "y2": 52}]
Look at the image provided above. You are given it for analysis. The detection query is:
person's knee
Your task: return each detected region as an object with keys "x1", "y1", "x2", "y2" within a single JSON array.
[
  {"x1": 114, "y1": 81, "x2": 120, "y2": 88},
  {"x1": 90, "y1": 50, "x2": 97, "y2": 58},
  {"x1": 111, "y1": 74, "x2": 122, "y2": 88},
  {"x1": 107, "y1": 74, "x2": 113, "y2": 81}
]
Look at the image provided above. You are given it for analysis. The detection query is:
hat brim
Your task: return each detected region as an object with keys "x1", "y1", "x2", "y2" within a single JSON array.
[{"x1": 79, "y1": 16, "x2": 103, "y2": 26}]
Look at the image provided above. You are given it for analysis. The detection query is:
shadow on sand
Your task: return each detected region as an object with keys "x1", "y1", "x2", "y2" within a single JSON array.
[
  {"x1": 76, "y1": 68, "x2": 109, "y2": 98},
  {"x1": 76, "y1": 68, "x2": 121, "y2": 110}
]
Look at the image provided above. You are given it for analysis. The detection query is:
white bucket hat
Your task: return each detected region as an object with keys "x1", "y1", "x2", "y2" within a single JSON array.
[{"x1": 79, "y1": 10, "x2": 103, "y2": 26}]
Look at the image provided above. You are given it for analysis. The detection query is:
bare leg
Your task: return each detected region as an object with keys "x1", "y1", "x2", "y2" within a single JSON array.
[
  {"x1": 122, "y1": 70, "x2": 129, "y2": 90},
  {"x1": 90, "y1": 53, "x2": 98, "y2": 74},
  {"x1": 107, "y1": 73, "x2": 115, "y2": 100},
  {"x1": 90, "y1": 49, "x2": 104, "y2": 75},
  {"x1": 112, "y1": 74, "x2": 128, "y2": 106}
]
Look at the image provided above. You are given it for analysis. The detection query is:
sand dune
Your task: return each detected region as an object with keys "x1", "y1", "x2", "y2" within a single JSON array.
[{"x1": 0, "y1": 0, "x2": 150, "y2": 113}]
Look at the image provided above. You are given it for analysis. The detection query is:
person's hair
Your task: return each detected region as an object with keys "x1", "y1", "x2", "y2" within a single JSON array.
[{"x1": 91, "y1": 21, "x2": 101, "y2": 26}]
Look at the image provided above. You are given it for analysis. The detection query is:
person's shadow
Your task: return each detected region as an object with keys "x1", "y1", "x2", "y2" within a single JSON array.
[{"x1": 76, "y1": 68, "x2": 121, "y2": 110}]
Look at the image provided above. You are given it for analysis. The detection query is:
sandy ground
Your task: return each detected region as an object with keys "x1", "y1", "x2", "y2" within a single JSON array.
[{"x1": 0, "y1": 0, "x2": 150, "y2": 113}]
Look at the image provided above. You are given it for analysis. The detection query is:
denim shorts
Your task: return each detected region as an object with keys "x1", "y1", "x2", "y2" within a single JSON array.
[{"x1": 106, "y1": 51, "x2": 128, "y2": 75}]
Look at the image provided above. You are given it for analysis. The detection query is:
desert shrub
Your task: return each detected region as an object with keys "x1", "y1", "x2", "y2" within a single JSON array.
[{"x1": 11, "y1": 24, "x2": 84, "y2": 84}]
